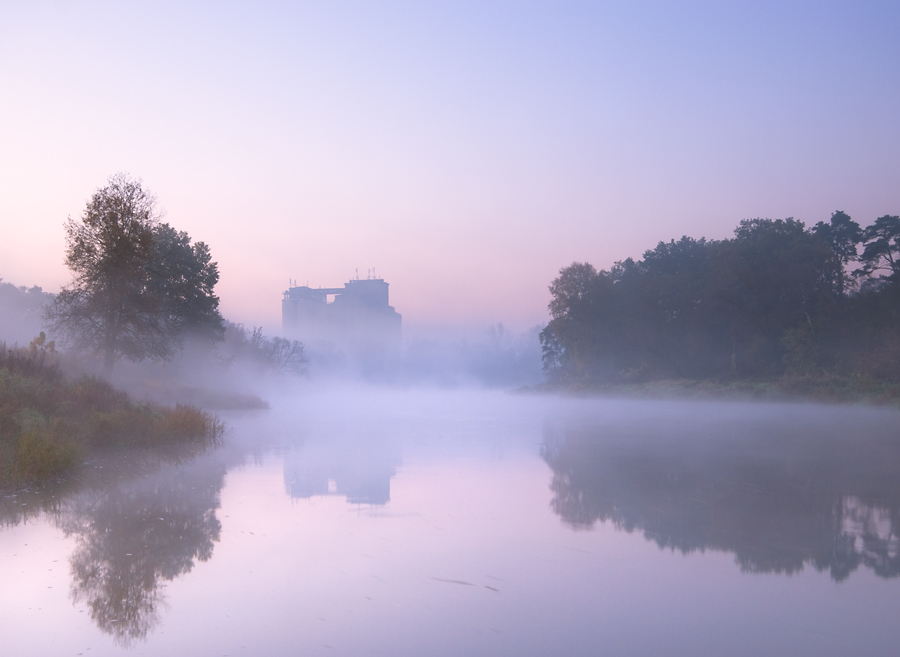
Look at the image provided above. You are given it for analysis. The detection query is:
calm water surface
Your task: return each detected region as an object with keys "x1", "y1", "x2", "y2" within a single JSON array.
[{"x1": 2, "y1": 389, "x2": 900, "y2": 656}]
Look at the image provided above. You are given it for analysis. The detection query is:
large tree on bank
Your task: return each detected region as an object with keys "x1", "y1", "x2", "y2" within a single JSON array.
[{"x1": 46, "y1": 173, "x2": 223, "y2": 373}]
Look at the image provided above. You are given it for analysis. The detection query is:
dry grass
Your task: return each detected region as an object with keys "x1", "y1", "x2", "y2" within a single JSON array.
[
  {"x1": 0, "y1": 343, "x2": 224, "y2": 487},
  {"x1": 12, "y1": 425, "x2": 81, "y2": 482}
]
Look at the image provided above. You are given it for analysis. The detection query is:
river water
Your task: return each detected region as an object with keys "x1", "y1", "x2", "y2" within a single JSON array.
[{"x1": 2, "y1": 389, "x2": 900, "y2": 656}]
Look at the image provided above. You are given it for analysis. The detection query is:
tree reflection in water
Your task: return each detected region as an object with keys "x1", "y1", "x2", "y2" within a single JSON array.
[
  {"x1": 542, "y1": 405, "x2": 900, "y2": 581},
  {"x1": 0, "y1": 478, "x2": 75, "y2": 528},
  {"x1": 57, "y1": 454, "x2": 227, "y2": 646}
]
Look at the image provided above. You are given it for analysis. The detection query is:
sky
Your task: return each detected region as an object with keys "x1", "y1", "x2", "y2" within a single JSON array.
[{"x1": 1, "y1": 1, "x2": 898, "y2": 336}]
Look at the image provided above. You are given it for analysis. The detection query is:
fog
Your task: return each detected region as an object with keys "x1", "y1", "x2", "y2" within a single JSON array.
[
  {"x1": 1, "y1": 271, "x2": 544, "y2": 405},
  {"x1": 48, "y1": 324, "x2": 544, "y2": 419},
  {"x1": 299, "y1": 322, "x2": 543, "y2": 388}
]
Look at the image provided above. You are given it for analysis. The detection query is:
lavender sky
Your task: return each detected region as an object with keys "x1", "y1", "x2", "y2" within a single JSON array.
[{"x1": 1, "y1": 1, "x2": 898, "y2": 336}]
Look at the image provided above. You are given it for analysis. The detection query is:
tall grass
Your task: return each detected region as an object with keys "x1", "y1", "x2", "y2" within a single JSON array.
[{"x1": 0, "y1": 343, "x2": 223, "y2": 487}]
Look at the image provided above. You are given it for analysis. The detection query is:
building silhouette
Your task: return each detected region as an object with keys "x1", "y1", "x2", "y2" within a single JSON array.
[{"x1": 282, "y1": 276, "x2": 401, "y2": 348}]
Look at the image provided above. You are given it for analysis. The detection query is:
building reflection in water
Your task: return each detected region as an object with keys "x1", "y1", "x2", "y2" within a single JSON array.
[
  {"x1": 283, "y1": 433, "x2": 400, "y2": 506},
  {"x1": 542, "y1": 405, "x2": 900, "y2": 581}
]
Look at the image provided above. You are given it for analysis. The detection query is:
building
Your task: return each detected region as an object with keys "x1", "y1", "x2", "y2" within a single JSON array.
[{"x1": 282, "y1": 276, "x2": 402, "y2": 348}]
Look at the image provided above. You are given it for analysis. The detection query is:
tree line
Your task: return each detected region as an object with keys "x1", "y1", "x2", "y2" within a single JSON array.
[
  {"x1": 540, "y1": 212, "x2": 900, "y2": 384},
  {"x1": 0, "y1": 279, "x2": 53, "y2": 345}
]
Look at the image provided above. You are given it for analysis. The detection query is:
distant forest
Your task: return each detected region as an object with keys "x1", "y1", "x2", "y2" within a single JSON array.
[
  {"x1": 0, "y1": 280, "x2": 53, "y2": 345},
  {"x1": 540, "y1": 212, "x2": 900, "y2": 384}
]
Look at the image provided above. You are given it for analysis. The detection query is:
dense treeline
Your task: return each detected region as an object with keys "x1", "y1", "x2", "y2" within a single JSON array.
[{"x1": 540, "y1": 212, "x2": 900, "y2": 384}]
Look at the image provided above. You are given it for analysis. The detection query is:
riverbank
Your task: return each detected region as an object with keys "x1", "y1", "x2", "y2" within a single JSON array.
[
  {"x1": 518, "y1": 375, "x2": 900, "y2": 406},
  {"x1": 0, "y1": 345, "x2": 223, "y2": 488}
]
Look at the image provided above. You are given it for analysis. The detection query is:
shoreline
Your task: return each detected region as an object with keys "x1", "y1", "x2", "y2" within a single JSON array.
[
  {"x1": 514, "y1": 376, "x2": 900, "y2": 407},
  {"x1": 1, "y1": 346, "x2": 224, "y2": 489}
]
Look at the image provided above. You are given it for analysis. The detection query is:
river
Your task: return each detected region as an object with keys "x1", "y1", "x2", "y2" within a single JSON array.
[{"x1": 2, "y1": 389, "x2": 900, "y2": 656}]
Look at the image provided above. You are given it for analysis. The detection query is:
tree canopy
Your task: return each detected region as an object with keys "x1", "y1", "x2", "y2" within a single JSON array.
[
  {"x1": 46, "y1": 173, "x2": 223, "y2": 372},
  {"x1": 541, "y1": 211, "x2": 900, "y2": 383}
]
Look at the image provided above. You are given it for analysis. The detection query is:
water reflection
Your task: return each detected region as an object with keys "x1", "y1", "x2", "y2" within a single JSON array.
[
  {"x1": 283, "y1": 433, "x2": 400, "y2": 505},
  {"x1": 59, "y1": 457, "x2": 227, "y2": 645},
  {"x1": 543, "y1": 404, "x2": 900, "y2": 581},
  {"x1": 0, "y1": 479, "x2": 75, "y2": 527},
  {"x1": 6, "y1": 395, "x2": 900, "y2": 654},
  {"x1": 1, "y1": 442, "x2": 233, "y2": 647},
  {"x1": 1, "y1": 407, "x2": 405, "y2": 646}
]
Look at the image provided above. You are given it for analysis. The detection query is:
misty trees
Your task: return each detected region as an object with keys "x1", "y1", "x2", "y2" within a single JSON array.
[
  {"x1": 46, "y1": 174, "x2": 223, "y2": 372},
  {"x1": 220, "y1": 323, "x2": 308, "y2": 377},
  {"x1": 540, "y1": 212, "x2": 900, "y2": 384},
  {"x1": 540, "y1": 263, "x2": 616, "y2": 380},
  {"x1": 0, "y1": 279, "x2": 54, "y2": 345},
  {"x1": 541, "y1": 220, "x2": 840, "y2": 381}
]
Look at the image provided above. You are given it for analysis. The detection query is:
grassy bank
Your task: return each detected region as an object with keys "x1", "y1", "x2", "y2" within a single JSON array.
[
  {"x1": 520, "y1": 375, "x2": 900, "y2": 406},
  {"x1": 0, "y1": 344, "x2": 224, "y2": 488}
]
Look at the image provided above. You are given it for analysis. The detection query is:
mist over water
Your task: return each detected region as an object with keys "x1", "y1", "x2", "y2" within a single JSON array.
[
  {"x1": 3, "y1": 389, "x2": 900, "y2": 656},
  {"x1": 0, "y1": 275, "x2": 544, "y2": 402}
]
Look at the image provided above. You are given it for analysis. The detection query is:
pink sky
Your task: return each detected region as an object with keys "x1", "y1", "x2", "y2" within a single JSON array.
[{"x1": 2, "y1": 2, "x2": 898, "y2": 336}]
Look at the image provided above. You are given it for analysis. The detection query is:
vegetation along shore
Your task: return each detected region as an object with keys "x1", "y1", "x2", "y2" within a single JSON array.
[{"x1": 0, "y1": 338, "x2": 223, "y2": 488}]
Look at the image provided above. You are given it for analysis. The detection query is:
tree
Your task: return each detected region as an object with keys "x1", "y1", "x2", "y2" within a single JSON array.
[
  {"x1": 860, "y1": 215, "x2": 900, "y2": 283},
  {"x1": 813, "y1": 211, "x2": 863, "y2": 265},
  {"x1": 46, "y1": 173, "x2": 223, "y2": 372},
  {"x1": 147, "y1": 223, "x2": 224, "y2": 343},
  {"x1": 540, "y1": 262, "x2": 618, "y2": 381},
  {"x1": 719, "y1": 218, "x2": 840, "y2": 375},
  {"x1": 813, "y1": 210, "x2": 863, "y2": 292}
]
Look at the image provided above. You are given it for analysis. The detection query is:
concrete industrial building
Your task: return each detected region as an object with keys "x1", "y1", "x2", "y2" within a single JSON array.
[{"x1": 282, "y1": 276, "x2": 402, "y2": 348}]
